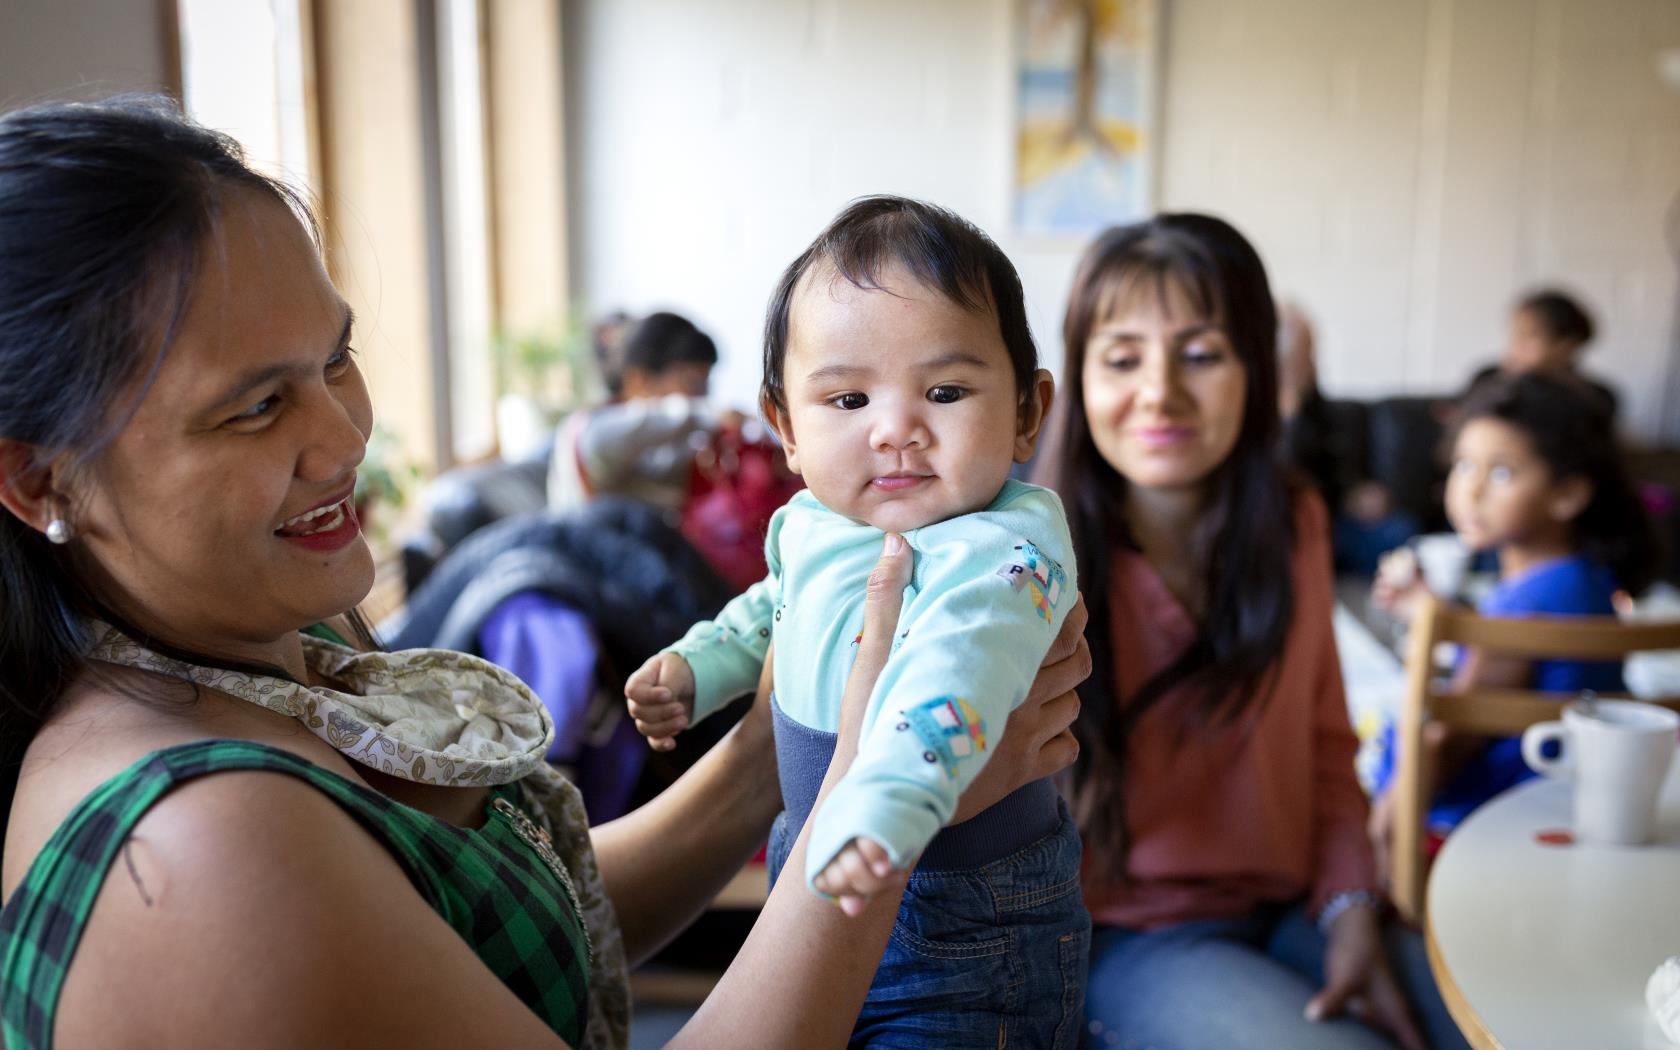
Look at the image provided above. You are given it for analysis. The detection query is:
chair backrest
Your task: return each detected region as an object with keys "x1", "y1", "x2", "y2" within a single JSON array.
[{"x1": 1389, "y1": 593, "x2": 1680, "y2": 921}]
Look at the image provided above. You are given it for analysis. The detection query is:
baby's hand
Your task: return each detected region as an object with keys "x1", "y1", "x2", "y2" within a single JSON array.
[
  {"x1": 625, "y1": 652, "x2": 696, "y2": 751},
  {"x1": 812, "y1": 837, "x2": 899, "y2": 917}
]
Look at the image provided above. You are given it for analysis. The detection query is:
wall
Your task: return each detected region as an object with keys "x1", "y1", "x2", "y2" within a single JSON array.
[
  {"x1": 0, "y1": 0, "x2": 176, "y2": 107},
  {"x1": 565, "y1": 0, "x2": 1680, "y2": 440}
]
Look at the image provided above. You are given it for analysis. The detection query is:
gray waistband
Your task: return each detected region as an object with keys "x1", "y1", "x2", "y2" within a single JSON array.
[{"x1": 771, "y1": 694, "x2": 1061, "y2": 871}]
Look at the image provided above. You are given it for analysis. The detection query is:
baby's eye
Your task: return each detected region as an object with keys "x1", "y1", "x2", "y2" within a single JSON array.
[
  {"x1": 1488, "y1": 465, "x2": 1514, "y2": 485},
  {"x1": 830, "y1": 392, "x2": 869, "y2": 411},
  {"x1": 927, "y1": 385, "x2": 965, "y2": 404}
]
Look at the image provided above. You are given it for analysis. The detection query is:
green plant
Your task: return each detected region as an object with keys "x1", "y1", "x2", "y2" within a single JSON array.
[
  {"x1": 493, "y1": 315, "x2": 601, "y2": 421},
  {"x1": 354, "y1": 423, "x2": 423, "y2": 546}
]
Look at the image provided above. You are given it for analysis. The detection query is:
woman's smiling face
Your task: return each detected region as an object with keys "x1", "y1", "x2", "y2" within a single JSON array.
[
  {"x1": 70, "y1": 188, "x2": 375, "y2": 650},
  {"x1": 1080, "y1": 278, "x2": 1248, "y2": 497}
]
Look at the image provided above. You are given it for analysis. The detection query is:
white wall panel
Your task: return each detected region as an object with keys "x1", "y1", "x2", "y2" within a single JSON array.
[{"x1": 565, "y1": 0, "x2": 1680, "y2": 439}]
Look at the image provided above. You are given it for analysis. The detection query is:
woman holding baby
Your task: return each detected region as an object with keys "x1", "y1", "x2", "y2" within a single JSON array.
[{"x1": 0, "y1": 98, "x2": 1088, "y2": 1049}]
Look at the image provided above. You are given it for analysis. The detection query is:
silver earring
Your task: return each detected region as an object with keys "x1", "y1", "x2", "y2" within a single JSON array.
[{"x1": 45, "y1": 519, "x2": 71, "y2": 545}]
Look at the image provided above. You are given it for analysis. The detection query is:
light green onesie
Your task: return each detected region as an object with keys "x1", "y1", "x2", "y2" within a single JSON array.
[{"x1": 665, "y1": 478, "x2": 1076, "y2": 887}]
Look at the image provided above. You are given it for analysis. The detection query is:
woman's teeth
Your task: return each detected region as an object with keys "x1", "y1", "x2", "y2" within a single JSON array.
[{"x1": 278, "y1": 498, "x2": 347, "y2": 535}]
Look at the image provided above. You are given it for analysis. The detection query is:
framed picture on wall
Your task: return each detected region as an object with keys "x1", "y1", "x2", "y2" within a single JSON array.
[{"x1": 1013, "y1": 0, "x2": 1159, "y2": 236}]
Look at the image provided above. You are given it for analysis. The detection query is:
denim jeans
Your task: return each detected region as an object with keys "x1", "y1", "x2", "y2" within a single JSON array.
[
  {"x1": 769, "y1": 801, "x2": 1091, "y2": 1049},
  {"x1": 1084, "y1": 903, "x2": 1470, "y2": 1049}
]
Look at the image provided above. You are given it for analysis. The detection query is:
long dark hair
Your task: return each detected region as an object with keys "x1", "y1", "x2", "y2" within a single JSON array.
[
  {"x1": 1037, "y1": 214, "x2": 1296, "y2": 879},
  {"x1": 1452, "y1": 371, "x2": 1657, "y2": 594},
  {"x1": 0, "y1": 96, "x2": 373, "y2": 838}
]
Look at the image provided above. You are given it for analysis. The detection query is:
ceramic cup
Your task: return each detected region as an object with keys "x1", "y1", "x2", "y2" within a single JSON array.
[{"x1": 1522, "y1": 699, "x2": 1679, "y2": 845}]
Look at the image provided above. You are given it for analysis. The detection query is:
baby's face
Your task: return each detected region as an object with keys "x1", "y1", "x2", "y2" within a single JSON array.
[{"x1": 769, "y1": 262, "x2": 1041, "y2": 533}]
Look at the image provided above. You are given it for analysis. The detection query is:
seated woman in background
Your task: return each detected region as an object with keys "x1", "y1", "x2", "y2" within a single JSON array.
[
  {"x1": 1367, "y1": 371, "x2": 1657, "y2": 862},
  {"x1": 1462, "y1": 287, "x2": 1616, "y2": 422},
  {"x1": 1041, "y1": 213, "x2": 1464, "y2": 1049},
  {"x1": 548, "y1": 310, "x2": 741, "y2": 514},
  {"x1": 1276, "y1": 302, "x2": 1420, "y2": 574},
  {"x1": 0, "y1": 97, "x2": 1089, "y2": 1049}
]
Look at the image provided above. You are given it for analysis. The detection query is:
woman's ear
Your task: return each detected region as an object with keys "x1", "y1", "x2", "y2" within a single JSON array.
[
  {"x1": 1013, "y1": 369, "x2": 1056, "y2": 464},
  {"x1": 1548, "y1": 474, "x2": 1593, "y2": 523},
  {"x1": 761, "y1": 395, "x2": 802, "y2": 475},
  {"x1": 0, "y1": 439, "x2": 65, "y2": 536}
]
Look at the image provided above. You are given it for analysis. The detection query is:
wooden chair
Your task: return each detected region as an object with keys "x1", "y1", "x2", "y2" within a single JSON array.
[{"x1": 1390, "y1": 593, "x2": 1680, "y2": 922}]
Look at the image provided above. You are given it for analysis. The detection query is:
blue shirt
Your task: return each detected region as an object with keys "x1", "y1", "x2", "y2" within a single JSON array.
[
  {"x1": 1375, "y1": 554, "x2": 1625, "y2": 830},
  {"x1": 666, "y1": 479, "x2": 1076, "y2": 887}
]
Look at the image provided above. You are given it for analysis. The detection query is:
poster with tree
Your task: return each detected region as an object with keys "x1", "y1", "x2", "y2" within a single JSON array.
[{"x1": 1014, "y1": 0, "x2": 1158, "y2": 235}]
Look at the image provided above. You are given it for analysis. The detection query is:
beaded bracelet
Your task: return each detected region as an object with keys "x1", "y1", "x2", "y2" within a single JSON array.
[{"x1": 1316, "y1": 889, "x2": 1383, "y2": 933}]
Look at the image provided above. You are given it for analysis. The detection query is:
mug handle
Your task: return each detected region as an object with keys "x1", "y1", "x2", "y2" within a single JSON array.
[{"x1": 1521, "y1": 720, "x2": 1570, "y2": 777}]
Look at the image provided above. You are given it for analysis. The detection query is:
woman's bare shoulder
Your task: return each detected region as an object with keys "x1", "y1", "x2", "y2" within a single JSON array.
[
  {"x1": 3, "y1": 664, "x2": 350, "y2": 896},
  {"x1": 47, "y1": 770, "x2": 565, "y2": 1049}
]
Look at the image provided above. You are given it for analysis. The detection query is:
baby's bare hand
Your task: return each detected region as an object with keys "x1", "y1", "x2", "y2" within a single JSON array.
[
  {"x1": 625, "y1": 652, "x2": 696, "y2": 751},
  {"x1": 811, "y1": 838, "x2": 897, "y2": 917}
]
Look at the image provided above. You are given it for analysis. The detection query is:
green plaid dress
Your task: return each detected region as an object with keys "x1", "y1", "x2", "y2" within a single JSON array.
[{"x1": 0, "y1": 739, "x2": 592, "y2": 1049}]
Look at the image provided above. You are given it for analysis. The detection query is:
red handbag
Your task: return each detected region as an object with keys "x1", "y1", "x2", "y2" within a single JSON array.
[{"x1": 680, "y1": 422, "x2": 804, "y2": 593}]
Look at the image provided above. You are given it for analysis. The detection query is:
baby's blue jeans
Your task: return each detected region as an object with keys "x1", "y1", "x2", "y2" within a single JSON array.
[{"x1": 768, "y1": 800, "x2": 1090, "y2": 1049}]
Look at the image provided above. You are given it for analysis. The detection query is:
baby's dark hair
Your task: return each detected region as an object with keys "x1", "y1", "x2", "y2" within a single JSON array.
[
  {"x1": 760, "y1": 195, "x2": 1037, "y2": 414},
  {"x1": 1452, "y1": 371, "x2": 1657, "y2": 595},
  {"x1": 1517, "y1": 288, "x2": 1595, "y2": 348}
]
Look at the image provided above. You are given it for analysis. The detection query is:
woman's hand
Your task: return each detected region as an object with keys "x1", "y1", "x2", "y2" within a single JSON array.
[
  {"x1": 834, "y1": 534, "x2": 916, "y2": 756},
  {"x1": 812, "y1": 533, "x2": 917, "y2": 916},
  {"x1": 1365, "y1": 788, "x2": 1396, "y2": 890},
  {"x1": 953, "y1": 594, "x2": 1089, "y2": 823},
  {"x1": 1306, "y1": 907, "x2": 1426, "y2": 1050},
  {"x1": 817, "y1": 542, "x2": 1089, "y2": 909},
  {"x1": 832, "y1": 539, "x2": 1090, "y2": 824}
]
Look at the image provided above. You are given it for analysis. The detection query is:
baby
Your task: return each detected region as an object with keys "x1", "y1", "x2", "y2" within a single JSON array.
[{"x1": 626, "y1": 196, "x2": 1088, "y2": 1043}]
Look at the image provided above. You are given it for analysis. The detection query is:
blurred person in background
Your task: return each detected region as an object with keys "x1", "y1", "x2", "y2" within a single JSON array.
[
  {"x1": 1277, "y1": 303, "x2": 1419, "y2": 575},
  {"x1": 1461, "y1": 288, "x2": 1615, "y2": 423},
  {"x1": 548, "y1": 310, "x2": 742, "y2": 514}
]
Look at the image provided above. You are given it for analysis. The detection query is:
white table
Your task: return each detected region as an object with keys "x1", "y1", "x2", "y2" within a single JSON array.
[{"x1": 1427, "y1": 753, "x2": 1680, "y2": 1049}]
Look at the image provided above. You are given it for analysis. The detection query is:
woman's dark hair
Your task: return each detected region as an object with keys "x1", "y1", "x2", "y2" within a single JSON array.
[
  {"x1": 0, "y1": 96, "x2": 375, "y2": 834},
  {"x1": 1451, "y1": 371, "x2": 1657, "y2": 595},
  {"x1": 621, "y1": 311, "x2": 717, "y2": 378},
  {"x1": 1517, "y1": 288, "x2": 1595, "y2": 349},
  {"x1": 590, "y1": 310, "x2": 634, "y2": 397},
  {"x1": 760, "y1": 195, "x2": 1038, "y2": 414},
  {"x1": 1036, "y1": 213, "x2": 1295, "y2": 880}
]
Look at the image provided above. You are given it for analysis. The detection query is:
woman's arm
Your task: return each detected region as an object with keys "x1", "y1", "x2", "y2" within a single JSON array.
[
  {"x1": 670, "y1": 537, "x2": 918, "y2": 1047},
  {"x1": 589, "y1": 653, "x2": 785, "y2": 966},
  {"x1": 576, "y1": 395, "x2": 713, "y2": 482},
  {"x1": 55, "y1": 771, "x2": 575, "y2": 1049}
]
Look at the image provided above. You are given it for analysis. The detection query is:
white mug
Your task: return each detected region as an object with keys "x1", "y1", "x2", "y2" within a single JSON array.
[{"x1": 1521, "y1": 700, "x2": 1679, "y2": 845}]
